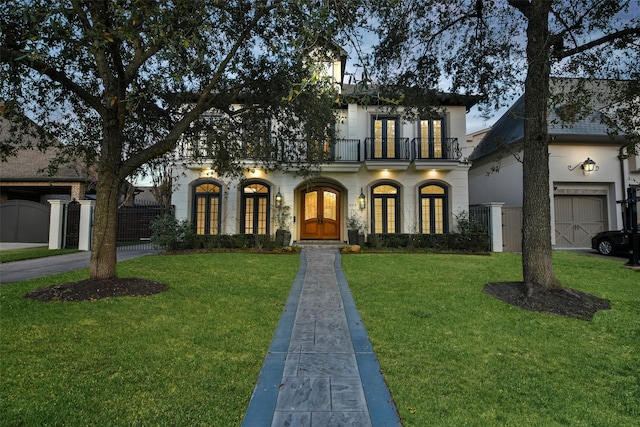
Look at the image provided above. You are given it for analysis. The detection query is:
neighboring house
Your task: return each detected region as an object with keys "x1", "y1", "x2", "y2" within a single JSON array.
[
  {"x1": 0, "y1": 145, "x2": 96, "y2": 243},
  {"x1": 171, "y1": 53, "x2": 478, "y2": 243},
  {"x1": 468, "y1": 79, "x2": 639, "y2": 252},
  {"x1": 0, "y1": 116, "x2": 96, "y2": 242},
  {"x1": 0, "y1": 145, "x2": 94, "y2": 204},
  {"x1": 465, "y1": 127, "x2": 491, "y2": 160}
]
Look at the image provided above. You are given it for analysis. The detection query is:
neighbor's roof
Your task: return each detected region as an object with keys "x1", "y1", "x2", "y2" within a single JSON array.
[
  {"x1": 470, "y1": 79, "x2": 629, "y2": 161},
  {"x1": 0, "y1": 145, "x2": 93, "y2": 182},
  {"x1": 0, "y1": 116, "x2": 93, "y2": 182}
]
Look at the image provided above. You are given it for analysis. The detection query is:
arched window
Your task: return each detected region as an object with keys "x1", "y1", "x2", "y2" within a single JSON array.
[
  {"x1": 419, "y1": 183, "x2": 448, "y2": 234},
  {"x1": 372, "y1": 183, "x2": 400, "y2": 233},
  {"x1": 192, "y1": 181, "x2": 222, "y2": 235},
  {"x1": 241, "y1": 182, "x2": 270, "y2": 235}
]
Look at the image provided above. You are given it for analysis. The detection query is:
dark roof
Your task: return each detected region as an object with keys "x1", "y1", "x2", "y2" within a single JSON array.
[
  {"x1": 339, "y1": 84, "x2": 480, "y2": 111},
  {"x1": 0, "y1": 116, "x2": 93, "y2": 182},
  {"x1": 470, "y1": 80, "x2": 629, "y2": 161},
  {"x1": 0, "y1": 146, "x2": 93, "y2": 182}
]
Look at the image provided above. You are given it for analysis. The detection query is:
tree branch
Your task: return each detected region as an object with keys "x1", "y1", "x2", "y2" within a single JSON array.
[
  {"x1": 122, "y1": 1, "x2": 284, "y2": 177},
  {"x1": 0, "y1": 47, "x2": 104, "y2": 115},
  {"x1": 507, "y1": 0, "x2": 531, "y2": 18},
  {"x1": 555, "y1": 27, "x2": 640, "y2": 59}
]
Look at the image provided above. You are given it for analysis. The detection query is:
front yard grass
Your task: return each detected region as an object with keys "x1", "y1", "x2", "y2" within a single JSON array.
[
  {"x1": 0, "y1": 246, "x2": 79, "y2": 263},
  {"x1": 343, "y1": 251, "x2": 639, "y2": 426},
  {"x1": 0, "y1": 253, "x2": 298, "y2": 426},
  {"x1": 3, "y1": 250, "x2": 637, "y2": 426}
]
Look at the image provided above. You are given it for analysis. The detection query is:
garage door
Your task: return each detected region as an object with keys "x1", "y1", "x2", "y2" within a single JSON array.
[
  {"x1": 0, "y1": 200, "x2": 50, "y2": 243},
  {"x1": 554, "y1": 196, "x2": 606, "y2": 248}
]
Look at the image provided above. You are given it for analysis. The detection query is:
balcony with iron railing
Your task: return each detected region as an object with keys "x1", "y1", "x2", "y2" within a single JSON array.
[
  {"x1": 412, "y1": 137, "x2": 462, "y2": 161},
  {"x1": 178, "y1": 136, "x2": 460, "y2": 165},
  {"x1": 364, "y1": 137, "x2": 412, "y2": 161},
  {"x1": 178, "y1": 138, "x2": 361, "y2": 163}
]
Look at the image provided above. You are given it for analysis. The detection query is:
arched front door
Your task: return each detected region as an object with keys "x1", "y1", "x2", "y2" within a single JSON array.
[{"x1": 300, "y1": 186, "x2": 340, "y2": 240}]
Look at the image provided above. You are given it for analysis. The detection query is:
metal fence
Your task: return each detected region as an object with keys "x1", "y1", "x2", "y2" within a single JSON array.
[
  {"x1": 116, "y1": 202, "x2": 173, "y2": 250},
  {"x1": 63, "y1": 200, "x2": 81, "y2": 249},
  {"x1": 469, "y1": 204, "x2": 491, "y2": 234}
]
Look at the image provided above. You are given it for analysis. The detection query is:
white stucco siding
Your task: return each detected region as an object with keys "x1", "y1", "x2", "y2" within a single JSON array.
[
  {"x1": 550, "y1": 143, "x2": 625, "y2": 231},
  {"x1": 172, "y1": 164, "x2": 469, "y2": 240},
  {"x1": 468, "y1": 152, "x2": 524, "y2": 207},
  {"x1": 447, "y1": 106, "x2": 468, "y2": 149},
  {"x1": 549, "y1": 144, "x2": 621, "y2": 184}
]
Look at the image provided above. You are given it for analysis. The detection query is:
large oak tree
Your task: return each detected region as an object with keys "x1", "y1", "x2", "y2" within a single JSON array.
[
  {"x1": 372, "y1": 0, "x2": 640, "y2": 293},
  {"x1": 1, "y1": 0, "x2": 362, "y2": 280}
]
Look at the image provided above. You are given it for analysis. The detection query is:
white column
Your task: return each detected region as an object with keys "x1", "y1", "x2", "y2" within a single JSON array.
[
  {"x1": 78, "y1": 200, "x2": 95, "y2": 251},
  {"x1": 485, "y1": 202, "x2": 505, "y2": 252},
  {"x1": 48, "y1": 200, "x2": 67, "y2": 250}
]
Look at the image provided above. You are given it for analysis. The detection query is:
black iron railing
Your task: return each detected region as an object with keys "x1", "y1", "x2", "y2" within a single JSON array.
[
  {"x1": 412, "y1": 137, "x2": 461, "y2": 160},
  {"x1": 364, "y1": 137, "x2": 411, "y2": 161},
  {"x1": 178, "y1": 136, "x2": 461, "y2": 163}
]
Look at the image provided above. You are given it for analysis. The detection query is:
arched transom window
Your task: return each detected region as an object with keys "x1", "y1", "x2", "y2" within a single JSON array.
[
  {"x1": 241, "y1": 182, "x2": 270, "y2": 235},
  {"x1": 372, "y1": 183, "x2": 400, "y2": 233},
  {"x1": 193, "y1": 181, "x2": 221, "y2": 235},
  {"x1": 419, "y1": 183, "x2": 448, "y2": 234}
]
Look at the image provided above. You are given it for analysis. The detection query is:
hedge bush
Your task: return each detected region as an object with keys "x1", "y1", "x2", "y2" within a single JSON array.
[
  {"x1": 150, "y1": 216, "x2": 277, "y2": 251},
  {"x1": 365, "y1": 232, "x2": 490, "y2": 253}
]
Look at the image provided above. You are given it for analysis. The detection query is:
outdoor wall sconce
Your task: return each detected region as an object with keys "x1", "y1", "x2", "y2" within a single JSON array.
[
  {"x1": 275, "y1": 188, "x2": 283, "y2": 208},
  {"x1": 358, "y1": 188, "x2": 366, "y2": 210},
  {"x1": 568, "y1": 157, "x2": 598, "y2": 175}
]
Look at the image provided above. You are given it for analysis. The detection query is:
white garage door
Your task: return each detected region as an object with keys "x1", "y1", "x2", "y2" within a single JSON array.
[{"x1": 554, "y1": 196, "x2": 606, "y2": 248}]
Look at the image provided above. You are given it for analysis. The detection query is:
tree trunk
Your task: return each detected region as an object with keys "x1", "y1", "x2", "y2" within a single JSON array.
[
  {"x1": 90, "y1": 169, "x2": 122, "y2": 280},
  {"x1": 521, "y1": 1, "x2": 562, "y2": 293},
  {"x1": 90, "y1": 113, "x2": 126, "y2": 281}
]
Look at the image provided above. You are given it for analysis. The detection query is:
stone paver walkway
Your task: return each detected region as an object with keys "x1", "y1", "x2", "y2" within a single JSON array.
[{"x1": 243, "y1": 249, "x2": 401, "y2": 427}]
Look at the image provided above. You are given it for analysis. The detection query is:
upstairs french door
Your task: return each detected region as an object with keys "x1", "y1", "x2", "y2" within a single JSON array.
[
  {"x1": 373, "y1": 116, "x2": 398, "y2": 159},
  {"x1": 300, "y1": 186, "x2": 340, "y2": 240}
]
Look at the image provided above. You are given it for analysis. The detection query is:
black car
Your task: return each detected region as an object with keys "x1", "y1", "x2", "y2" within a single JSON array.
[{"x1": 591, "y1": 230, "x2": 630, "y2": 256}]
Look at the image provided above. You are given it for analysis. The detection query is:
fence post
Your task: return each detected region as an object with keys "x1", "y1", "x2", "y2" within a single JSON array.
[
  {"x1": 484, "y1": 202, "x2": 504, "y2": 253},
  {"x1": 78, "y1": 200, "x2": 95, "y2": 251},
  {"x1": 48, "y1": 200, "x2": 67, "y2": 250}
]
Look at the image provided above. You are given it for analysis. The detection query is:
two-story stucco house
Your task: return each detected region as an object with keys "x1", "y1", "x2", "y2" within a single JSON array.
[{"x1": 170, "y1": 52, "x2": 478, "y2": 244}]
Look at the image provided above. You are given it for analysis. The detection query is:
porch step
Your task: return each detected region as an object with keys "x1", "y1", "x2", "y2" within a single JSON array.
[{"x1": 295, "y1": 240, "x2": 347, "y2": 249}]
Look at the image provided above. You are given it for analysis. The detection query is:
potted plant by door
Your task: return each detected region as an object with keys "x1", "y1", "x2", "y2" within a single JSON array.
[
  {"x1": 274, "y1": 204, "x2": 292, "y2": 247},
  {"x1": 347, "y1": 214, "x2": 366, "y2": 246}
]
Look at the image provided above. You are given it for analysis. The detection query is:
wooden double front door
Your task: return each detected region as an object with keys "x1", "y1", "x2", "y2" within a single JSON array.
[{"x1": 300, "y1": 186, "x2": 340, "y2": 240}]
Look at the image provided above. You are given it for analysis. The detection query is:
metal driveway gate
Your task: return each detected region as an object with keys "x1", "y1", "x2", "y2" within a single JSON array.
[
  {"x1": 63, "y1": 200, "x2": 81, "y2": 249},
  {"x1": 116, "y1": 203, "x2": 172, "y2": 250}
]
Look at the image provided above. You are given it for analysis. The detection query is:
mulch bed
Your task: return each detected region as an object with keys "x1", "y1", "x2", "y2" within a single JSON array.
[
  {"x1": 24, "y1": 276, "x2": 612, "y2": 322},
  {"x1": 24, "y1": 278, "x2": 168, "y2": 302},
  {"x1": 483, "y1": 282, "x2": 611, "y2": 321}
]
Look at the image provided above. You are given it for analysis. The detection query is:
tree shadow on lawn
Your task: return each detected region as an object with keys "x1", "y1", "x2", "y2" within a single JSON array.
[{"x1": 483, "y1": 282, "x2": 611, "y2": 321}]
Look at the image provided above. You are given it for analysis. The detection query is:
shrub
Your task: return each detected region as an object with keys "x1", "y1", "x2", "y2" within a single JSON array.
[
  {"x1": 150, "y1": 215, "x2": 194, "y2": 251},
  {"x1": 150, "y1": 215, "x2": 279, "y2": 251},
  {"x1": 365, "y1": 232, "x2": 489, "y2": 253}
]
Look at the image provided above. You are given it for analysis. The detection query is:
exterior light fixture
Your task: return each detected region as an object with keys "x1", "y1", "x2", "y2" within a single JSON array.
[
  {"x1": 275, "y1": 188, "x2": 283, "y2": 208},
  {"x1": 568, "y1": 157, "x2": 598, "y2": 175},
  {"x1": 582, "y1": 158, "x2": 597, "y2": 173},
  {"x1": 358, "y1": 188, "x2": 366, "y2": 211}
]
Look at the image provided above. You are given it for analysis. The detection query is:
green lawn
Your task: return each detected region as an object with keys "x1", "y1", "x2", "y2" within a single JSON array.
[
  {"x1": 0, "y1": 247, "x2": 79, "y2": 263},
  {"x1": 0, "y1": 253, "x2": 299, "y2": 426},
  {"x1": 3, "y1": 251, "x2": 638, "y2": 426},
  {"x1": 343, "y1": 251, "x2": 640, "y2": 426}
]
